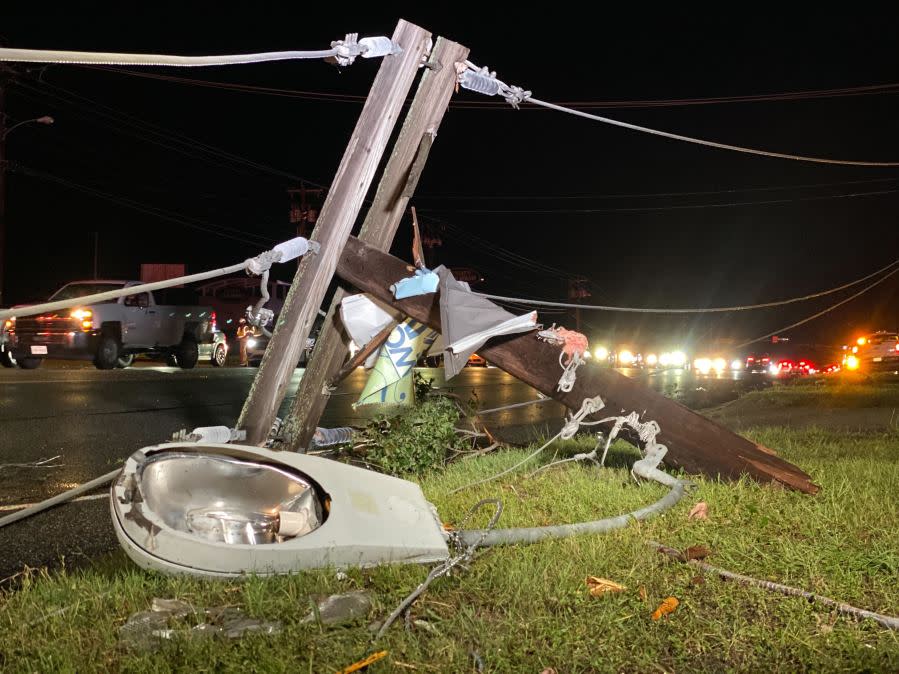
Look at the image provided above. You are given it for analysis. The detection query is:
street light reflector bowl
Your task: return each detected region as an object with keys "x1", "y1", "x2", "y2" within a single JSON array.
[
  {"x1": 36, "y1": 116, "x2": 55, "y2": 125},
  {"x1": 137, "y1": 451, "x2": 324, "y2": 545},
  {"x1": 111, "y1": 443, "x2": 450, "y2": 578}
]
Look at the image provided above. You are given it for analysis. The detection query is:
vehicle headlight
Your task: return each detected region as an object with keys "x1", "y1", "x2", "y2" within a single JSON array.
[
  {"x1": 694, "y1": 358, "x2": 712, "y2": 374},
  {"x1": 247, "y1": 339, "x2": 258, "y2": 348},
  {"x1": 671, "y1": 351, "x2": 686, "y2": 367},
  {"x1": 713, "y1": 357, "x2": 727, "y2": 372},
  {"x1": 645, "y1": 353, "x2": 658, "y2": 366},
  {"x1": 846, "y1": 355, "x2": 859, "y2": 370},
  {"x1": 658, "y1": 352, "x2": 671, "y2": 366},
  {"x1": 730, "y1": 359, "x2": 743, "y2": 370},
  {"x1": 618, "y1": 349, "x2": 634, "y2": 365},
  {"x1": 593, "y1": 346, "x2": 609, "y2": 360},
  {"x1": 70, "y1": 308, "x2": 92, "y2": 321}
]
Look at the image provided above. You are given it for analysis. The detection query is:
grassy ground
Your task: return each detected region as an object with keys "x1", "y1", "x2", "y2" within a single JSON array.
[
  {"x1": 1, "y1": 427, "x2": 898, "y2": 672},
  {"x1": 718, "y1": 373, "x2": 899, "y2": 408}
]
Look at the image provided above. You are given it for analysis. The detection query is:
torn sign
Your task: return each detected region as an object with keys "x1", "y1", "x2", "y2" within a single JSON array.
[
  {"x1": 437, "y1": 266, "x2": 537, "y2": 379},
  {"x1": 356, "y1": 318, "x2": 440, "y2": 405}
]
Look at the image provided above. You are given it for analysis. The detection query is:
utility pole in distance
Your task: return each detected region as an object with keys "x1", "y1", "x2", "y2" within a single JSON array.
[
  {"x1": 237, "y1": 20, "x2": 433, "y2": 445},
  {"x1": 280, "y1": 36, "x2": 469, "y2": 451}
]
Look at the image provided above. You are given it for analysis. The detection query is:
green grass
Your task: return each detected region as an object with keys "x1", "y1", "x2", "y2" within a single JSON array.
[
  {"x1": 2, "y1": 429, "x2": 898, "y2": 672},
  {"x1": 734, "y1": 374, "x2": 899, "y2": 409}
]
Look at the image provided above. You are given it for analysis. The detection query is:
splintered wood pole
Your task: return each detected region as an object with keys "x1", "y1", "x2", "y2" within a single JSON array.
[
  {"x1": 280, "y1": 36, "x2": 470, "y2": 451},
  {"x1": 237, "y1": 20, "x2": 432, "y2": 445},
  {"x1": 335, "y1": 236, "x2": 820, "y2": 494}
]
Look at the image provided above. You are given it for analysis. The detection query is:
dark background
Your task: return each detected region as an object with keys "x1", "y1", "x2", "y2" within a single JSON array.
[{"x1": 1, "y1": 8, "x2": 897, "y2": 353}]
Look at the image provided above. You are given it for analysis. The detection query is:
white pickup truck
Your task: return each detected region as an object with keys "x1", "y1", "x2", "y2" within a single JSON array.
[{"x1": 6, "y1": 280, "x2": 222, "y2": 370}]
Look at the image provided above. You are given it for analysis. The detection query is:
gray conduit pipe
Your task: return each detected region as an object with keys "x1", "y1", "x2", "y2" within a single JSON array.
[
  {"x1": 458, "y1": 477, "x2": 690, "y2": 548},
  {"x1": 0, "y1": 469, "x2": 119, "y2": 530}
]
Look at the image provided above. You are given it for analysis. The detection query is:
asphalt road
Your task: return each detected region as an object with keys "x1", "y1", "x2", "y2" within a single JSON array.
[{"x1": 0, "y1": 362, "x2": 742, "y2": 580}]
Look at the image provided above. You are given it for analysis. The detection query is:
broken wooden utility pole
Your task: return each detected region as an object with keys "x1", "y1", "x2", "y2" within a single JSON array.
[
  {"x1": 280, "y1": 36, "x2": 470, "y2": 451},
  {"x1": 335, "y1": 236, "x2": 820, "y2": 494},
  {"x1": 237, "y1": 20, "x2": 433, "y2": 445}
]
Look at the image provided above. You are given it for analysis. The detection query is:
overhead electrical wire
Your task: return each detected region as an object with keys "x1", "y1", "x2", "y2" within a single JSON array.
[
  {"x1": 11, "y1": 163, "x2": 276, "y2": 247},
  {"x1": 414, "y1": 177, "x2": 899, "y2": 202},
  {"x1": 735, "y1": 266, "x2": 899, "y2": 348},
  {"x1": 16, "y1": 77, "x2": 327, "y2": 187},
  {"x1": 84, "y1": 65, "x2": 899, "y2": 110},
  {"x1": 458, "y1": 64, "x2": 899, "y2": 166},
  {"x1": 0, "y1": 36, "x2": 397, "y2": 67},
  {"x1": 474, "y1": 256, "x2": 899, "y2": 314},
  {"x1": 420, "y1": 187, "x2": 899, "y2": 215}
]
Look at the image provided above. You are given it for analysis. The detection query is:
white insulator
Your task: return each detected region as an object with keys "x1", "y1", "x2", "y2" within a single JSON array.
[
  {"x1": 459, "y1": 70, "x2": 503, "y2": 96},
  {"x1": 273, "y1": 237, "x2": 311, "y2": 263},
  {"x1": 360, "y1": 37, "x2": 400, "y2": 58},
  {"x1": 190, "y1": 426, "x2": 234, "y2": 444}
]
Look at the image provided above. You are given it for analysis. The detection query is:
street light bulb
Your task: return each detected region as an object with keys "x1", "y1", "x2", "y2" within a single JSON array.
[{"x1": 36, "y1": 116, "x2": 55, "y2": 125}]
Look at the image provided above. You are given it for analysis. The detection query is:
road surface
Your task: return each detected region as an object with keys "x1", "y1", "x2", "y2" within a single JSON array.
[{"x1": 0, "y1": 363, "x2": 741, "y2": 580}]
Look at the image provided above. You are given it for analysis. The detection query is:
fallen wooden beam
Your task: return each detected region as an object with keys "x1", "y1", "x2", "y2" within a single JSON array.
[{"x1": 335, "y1": 236, "x2": 819, "y2": 494}]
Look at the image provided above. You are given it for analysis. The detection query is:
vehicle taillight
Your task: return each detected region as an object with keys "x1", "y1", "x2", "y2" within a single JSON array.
[
  {"x1": 210, "y1": 312, "x2": 217, "y2": 331},
  {"x1": 747, "y1": 357, "x2": 755, "y2": 362},
  {"x1": 895, "y1": 343, "x2": 899, "y2": 352},
  {"x1": 762, "y1": 357, "x2": 769, "y2": 362}
]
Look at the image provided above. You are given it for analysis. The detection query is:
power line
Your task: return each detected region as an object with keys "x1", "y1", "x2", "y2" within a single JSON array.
[
  {"x1": 414, "y1": 177, "x2": 899, "y2": 202},
  {"x1": 736, "y1": 266, "x2": 899, "y2": 348},
  {"x1": 11, "y1": 163, "x2": 275, "y2": 247},
  {"x1": 459, "y1": 65, "x2": 899, "y2": 167},
  {"x1": 0, "y1": 36, "x2": 396, "y2": 67},
  {"x1": 16, "y1": 75, "x2": 327, "y2": 187},
  {"x1": 420, "y1": 187, "x2": 899, "y2": 215},
  {"x1": 85, "y1": 66, "x2": 899, "y2": 110},
  {"x1": 475, "y1": 256, "x2": 899, "y2": 314}
]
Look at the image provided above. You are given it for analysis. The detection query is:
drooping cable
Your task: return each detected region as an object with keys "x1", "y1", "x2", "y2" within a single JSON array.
[
  {"x1": 474, "y1": 256, "x2": 899, "y2": 314},
  {"x1": 458, "y1": 63, "x2": 899, "y2": 167},
  {"x1": 0, "y1": 35, "x2": 398, "y2": 67}
]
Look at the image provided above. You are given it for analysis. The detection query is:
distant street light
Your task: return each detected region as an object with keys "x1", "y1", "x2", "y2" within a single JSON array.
[
  {"x1": 1, "y1": 115, "x2": 54, "y2": 141},
  {"x1": 0, "y1": 113, "x2": 55, "y2": 305}
]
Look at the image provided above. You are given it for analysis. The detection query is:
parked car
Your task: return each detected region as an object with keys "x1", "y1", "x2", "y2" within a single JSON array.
[
  {"x1": 7, "y1": 281, "x2": 218, "y2": 370},
  {"x1": 1, "y1": 315, "x2": 14, "y2": 368},
  {"x1": 246, "y1": 333, "x2": 315, "y2": 367},
  {"x1": 845, "y1": 331, "x2": 899, "y2": 371},
  {"x1": 164, "y1": 329, "x2": 229, "y2": 368},
  {"x1": 745, "y1": 353, "x2": 772, "y2": 374},
  {"x1": 466, "y1": 353, "x2": 487, "y2": 367}
]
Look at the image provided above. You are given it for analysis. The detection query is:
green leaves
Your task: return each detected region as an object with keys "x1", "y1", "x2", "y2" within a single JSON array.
[{"x1": 361, "y1": 397, "x2": 466, "y2": 476}]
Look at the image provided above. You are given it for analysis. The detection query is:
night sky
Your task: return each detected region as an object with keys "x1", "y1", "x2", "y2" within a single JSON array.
[{"x1": 1, "y1": 9, "x2": 897, "y2": 356}]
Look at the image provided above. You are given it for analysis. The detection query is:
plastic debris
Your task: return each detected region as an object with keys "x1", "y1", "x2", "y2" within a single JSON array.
[
  {"x1": 118, "y1": 599, "x2": 281, "y2": 652},
  {"x1": 337, "y1": 650, "x2": 388, "y2": 674},
  {"x1": 302, "y1": 590, "x2": 372, "y2": 625},
  {"x1": 391, "y1": 267, "x2": 440, "y2": 299},
  {"x1": 170, "y1": 426, "x2": 246, "y2": 444},
  {"x1": 437, "y1": 266, "x2": 537, "y2": 378},
  {"x1": 651, "y1": 596, "x2": 680, "y2": 620},
  {"x1": 586, "y1": 576, "x2": 627, "y2": 597},
  {"x1": 340, "y1": 294, "x2": 398, "y2": 369}
]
